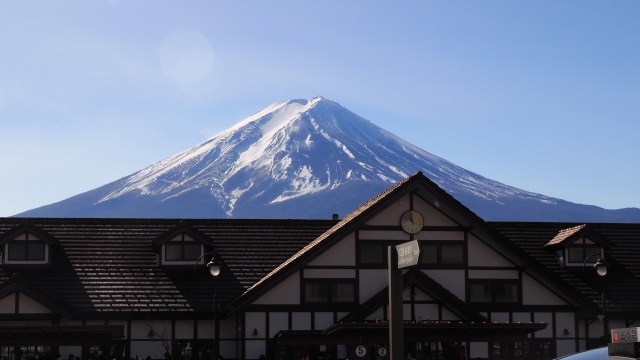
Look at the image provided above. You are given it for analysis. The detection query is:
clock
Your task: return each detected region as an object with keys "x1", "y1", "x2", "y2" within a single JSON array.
[{"x1": 400, "y1": 210, "x2": 424, "y2": 234}]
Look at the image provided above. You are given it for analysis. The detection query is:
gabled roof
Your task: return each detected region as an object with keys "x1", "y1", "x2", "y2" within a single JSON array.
[
  {"x1": 0, "y1": 273, "x2": 76, "y2": 318},
  {"x1": 222, "y1": 173, "x2": 430, "y2": 312},
  {"x1": 544, "y1": 224, "x2": 612, "y2": 249},
  {"x1": 152, "y1": 220, "x2": 214, "y2": 249},
  {"x1": 1, "y1": 173, "x2": 637, "y2": 324},
  {"x1": 491, "y1": 221, "x2": 640, "y2": 317},
  {"x1": 223, "y1": 172, "x2": 589, "y2": 315},
  {"x1": 0, "y1": 222, "x2": 58, "y2": 246},
  {"x1": 0, "y1": 218, "x2": 335, "y2": 315},
  {"x1": 545, "y1": 224, "x2": 586, "y2": 248},
  {"x1": 340, "y1": 269, "x2": 487, "y2": 323}
]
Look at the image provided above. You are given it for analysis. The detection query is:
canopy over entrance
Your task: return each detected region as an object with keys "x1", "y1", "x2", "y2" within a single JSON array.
[
  {"x1": 275, "y1": 320, "x2": 547, "y2": 345},
  {"x1": 0, "y1": 325, "x2": 125, "y2": 346}
]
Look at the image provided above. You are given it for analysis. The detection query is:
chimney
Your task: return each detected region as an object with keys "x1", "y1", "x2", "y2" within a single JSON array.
[{"x1": 332, "y1": 213, "x2": 339, "y2": 221}]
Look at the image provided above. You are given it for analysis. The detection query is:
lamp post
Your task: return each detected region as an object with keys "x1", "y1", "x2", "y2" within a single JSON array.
[
  {"x1": 583, "y1": 253, "x2": 608, "y2": 343},
  {"x1": 195, "y1": 252, "x2": 221, "y2": 360}
]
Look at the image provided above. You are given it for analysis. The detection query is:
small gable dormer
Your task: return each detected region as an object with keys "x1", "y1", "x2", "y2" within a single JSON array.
[
  {"x1": 153, "y1": 222, "x2": 213, "y2": 266},
  {"x1": 0, "y1": 224, "x2": 57, "y2": 265},
  {"x1": 0, "y1": 273, "x2": 75, "y2": 318},
  {"x1": 544, "y1": 224, "x2": 611, "y2": 268}
]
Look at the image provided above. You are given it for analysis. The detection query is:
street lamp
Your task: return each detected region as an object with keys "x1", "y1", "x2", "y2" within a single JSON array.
[
  {"x1": 583, "y1": 253, "x2": 608, "y2": 343},
  {"x1": 195, "y1": 252, "x2": 221, "y2": 360}
]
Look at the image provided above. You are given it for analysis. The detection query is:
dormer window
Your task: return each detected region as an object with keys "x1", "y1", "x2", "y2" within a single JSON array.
[
  {"x1": 544, "y1": 224, "x2": 611, "y2": 269},
  {"x1": 2, "y1": 231, "x2": 50, "y2": 265},
  {"x1": 164, "y1": 234, "x2": 203, "y2": 263},
  {"x1": 153, "y1": 222, "x2": 213, "y2": 266},
  {"x1": 567, "y1": 238, "x2": 601, "y2": 264}
]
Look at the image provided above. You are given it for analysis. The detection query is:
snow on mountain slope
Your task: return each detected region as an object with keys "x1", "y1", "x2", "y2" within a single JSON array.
[
  {"x1": 95, "y1": 96, "x2": 546, "y2": 216},
  {"x1": 16, "y1": 96, "x2": 640, "y2": 221}
]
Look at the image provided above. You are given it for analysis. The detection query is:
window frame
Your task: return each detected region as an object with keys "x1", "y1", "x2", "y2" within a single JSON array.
[
  {"x1": 3, "y1": 232, "x2": 49, "y2": 265},
  {"x1": 567, "y1": 244, "x2": 601, "y2": 264},
  {"x1": 420, "y1": 242, "x2": 465, "y2": 267},
  {"x1": 302, "y1": 278, "x2": 356, "y2": 304},
  {"x1": 468, "y1": 279, "x2": 521, "y2": 305},
  {"x1": 161, "y1": 233, "x2": 204, "y2": 265},
  {"x1": 358, "y1": 240, "x2": 466, "y2": 268}
]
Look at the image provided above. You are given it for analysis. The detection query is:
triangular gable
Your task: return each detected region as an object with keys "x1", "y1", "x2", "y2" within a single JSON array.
[
  {"x1": 0, "y1": 273, "x2": 76, "y2": 317},
  {"x1": 544, "y1": 224, "x2": 612, "y2": 250},
  {"x1": 340, "y1": 269, "x2": 487, "y2": 323},
  {"x1": 152, "y1": 220, "x2": 214, "y2": 249},
  {"x1": 222, "y1": 172, "x2": 601, "y2": 317},
  {"x1": 0, "y1": 222, "x2": 58, "y2": 246},
  {"x1": 222, "y1": 173, "x2": 433, "y2": 312}
]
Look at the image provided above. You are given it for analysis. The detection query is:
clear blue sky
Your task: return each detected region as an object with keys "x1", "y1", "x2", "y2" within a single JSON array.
[{"x1": 1, "y1": 1, "x2": 639, "y2": 217}]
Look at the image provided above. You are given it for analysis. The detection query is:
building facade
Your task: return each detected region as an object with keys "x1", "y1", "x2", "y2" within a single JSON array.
[{"x1": 1, "y1": 172, "x2": 638, "y2": 360}]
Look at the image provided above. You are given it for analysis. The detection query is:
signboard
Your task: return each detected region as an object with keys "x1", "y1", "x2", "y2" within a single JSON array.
[
  {"x1": 354, "y1": 346, "x2": 367, "y2": 358},
  {"x1": 350, "y1": 345, "x2": 388, "y2": 360},
  {"x1": 612, "y1": 327, "x2": 639, "y2": 343},
  {"x1": 375, "y1": 346, "x2": 389, "y2": 360},
  {"x1": 396, "y1": 240, "x2": 420, "y2": 268}
]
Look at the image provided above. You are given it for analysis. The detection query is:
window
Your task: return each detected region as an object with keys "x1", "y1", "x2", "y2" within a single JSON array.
[
  {"x1": 421, "y1": 243, "x2": 464, "y2": 265},
  {"x1": 492, "y1": 339, "x2": 554, "y2": 360},
  {"x1": 359, "y1": 243, "x2": 387, "y2": 265},
  {"x1": 1, "y1": 346, "x2": 53, "y2": 360},
  {"x1": 565, "y1": 236, "x2": 602, "y2": 265},
  {"x1": 568, "y1": 245, "x2": 601, "y2": 264},
  {"x1": 4, "y1": 232, "x2": 48, "y2": 264},
  {"x1": 164, "y1": 234, "x2": 202, "y2": 262},
  {"x1": 359, "y1": 241, "x2": 465, "y2": 267},
  {"x1": 469, "y1": 280, "x2": 519, "y2": 303},
  {"x1": 304, "y1": 280, "x2": 355, "y2": 303}
]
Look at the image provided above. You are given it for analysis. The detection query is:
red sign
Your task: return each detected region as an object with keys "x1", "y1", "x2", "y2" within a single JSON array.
[{"x1": 611, "y1": 328, "x2": 638, "y2": 343}]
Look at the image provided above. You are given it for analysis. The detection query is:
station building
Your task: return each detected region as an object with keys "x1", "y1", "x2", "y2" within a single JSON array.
[{"x1": 1, "y1": 172, "x2": 638, "y2": 360}]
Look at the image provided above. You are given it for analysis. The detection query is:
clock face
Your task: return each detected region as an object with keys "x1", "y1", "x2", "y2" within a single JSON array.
[{"x1": 400, "y1": 210, "x2": 424, "y2": 234}]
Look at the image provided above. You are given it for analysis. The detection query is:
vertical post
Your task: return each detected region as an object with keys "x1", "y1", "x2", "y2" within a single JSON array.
[
  {"x1": 602, "y1": 282, "x2": 609, "y2": 342},
  {"x1": 214, "y1": 292, "x2": 218, "y2": 360},
  {"x1": 388, "y1": 246, "x2": 404, "y2": 360}
]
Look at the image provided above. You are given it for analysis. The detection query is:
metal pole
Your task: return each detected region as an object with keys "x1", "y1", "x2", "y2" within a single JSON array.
[
  {"x1": 214, "y1": 292, "x2": 218, "y2": 360},
  {"x1": 602, "y1": 282, "x2": 609, "y2": 342},
  {"x1": 582, "y1": 253, "x2": 609, "y2": 343},
  {"x1": 388, "y1": 246, "x2": 404, "y2": 360}
]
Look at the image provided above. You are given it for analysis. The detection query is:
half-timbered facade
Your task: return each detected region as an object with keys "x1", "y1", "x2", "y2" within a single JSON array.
[{"x1": 1, "y1": 172, "x2": 638, "y2": 360}]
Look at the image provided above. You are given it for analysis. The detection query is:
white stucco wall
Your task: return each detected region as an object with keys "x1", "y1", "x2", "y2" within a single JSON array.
[
  {"x1": 253, "y1": 272, "x2": 300, "y2": 305},
  {"x1": 246, "y1": 312, "x2": 266, "y2": 338},
  {"x1": 292, "y1": 312, "x2": 311, "y2": 330},
  {"x1": 269, "y1": 312, "x2": 288, "y2": 337},
  {"x1": 467, "y1": 235, "x2": 514, "y2": 267},
  {"x1": 0, "y1": 292, "x2": 15, "y2": 313},
  {"x1": 359, "y1": 269, "x2": 387, "y2": 303},
  {"x1": 534, "y1": 312, "x2": 554, "y2": 338},
  {"x1": 315, "y1": 312, "x2": 334, "y2": 330},
  {"x1": 522, "y1": 273, "x2": 567, "y2": 305},
  {"x1": 308, "y1": 233, "x2": 355, "y2": 266},
  {"x1": 21, "y1": 295, "x2": 51, "y2": 313},
  {"x1": 423, "y1": 269, "x2": 465, "y2": 300}
]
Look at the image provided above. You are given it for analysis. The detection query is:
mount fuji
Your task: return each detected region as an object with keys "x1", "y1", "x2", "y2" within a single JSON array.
[{"x1": 16, "y1": 96, "x2": 640, "y2": 221}]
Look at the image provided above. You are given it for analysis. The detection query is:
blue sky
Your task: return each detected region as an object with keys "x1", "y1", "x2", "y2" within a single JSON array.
[{"x1": 1, "y1": 1, "x2": 639, "y2": 217}]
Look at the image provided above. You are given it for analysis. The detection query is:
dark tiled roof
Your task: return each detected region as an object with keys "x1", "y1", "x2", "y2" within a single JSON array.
[
  {"x1": 490, "y1": 222, "x2": 640, "y2": 316},
  {"x1": 0, "y1": 218, "x2": 336, "y2": 316}
]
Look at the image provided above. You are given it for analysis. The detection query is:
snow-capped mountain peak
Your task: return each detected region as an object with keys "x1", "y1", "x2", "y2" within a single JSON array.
[
  {"x1": 95, "y1": 96, "x2": 544, "y2": 216},
  {"x1": 17, "y1": 96, "x2": 640, "y2": 222}
]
